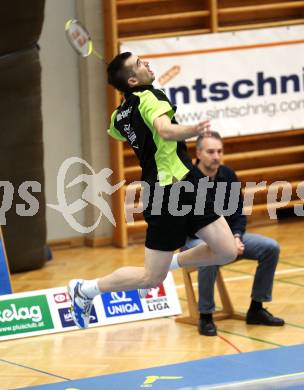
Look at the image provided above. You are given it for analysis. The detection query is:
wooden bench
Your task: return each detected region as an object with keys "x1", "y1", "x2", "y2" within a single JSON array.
[{"x1": 175, "y1": 266, "x2": 245, "y2": 326}]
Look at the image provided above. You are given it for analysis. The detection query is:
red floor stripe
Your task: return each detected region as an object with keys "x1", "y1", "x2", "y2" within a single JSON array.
[{"x1": 218, "y1": 334, "x2": 242, "y2": 353}]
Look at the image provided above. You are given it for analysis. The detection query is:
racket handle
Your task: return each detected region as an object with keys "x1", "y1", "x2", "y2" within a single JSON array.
[{"x1": 93, "y1": 49, "x2": 103, "y2": 60}]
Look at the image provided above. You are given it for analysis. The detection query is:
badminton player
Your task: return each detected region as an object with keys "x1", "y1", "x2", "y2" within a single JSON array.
[{"x1": 68, "y1": 52, "x2": 237, "y2": 329}]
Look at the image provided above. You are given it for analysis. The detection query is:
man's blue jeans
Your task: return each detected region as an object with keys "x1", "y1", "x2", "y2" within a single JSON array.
[{"x1": 183, "y1": 233, "x2": 280, "y2": 313}]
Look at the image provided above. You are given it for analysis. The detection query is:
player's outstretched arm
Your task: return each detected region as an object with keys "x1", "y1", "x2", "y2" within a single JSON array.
[{"x1": 154, "y1": 114, "x2": 211, "y2": 141}]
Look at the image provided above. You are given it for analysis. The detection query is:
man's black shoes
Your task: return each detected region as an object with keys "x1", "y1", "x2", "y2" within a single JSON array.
[
  {"x1": 198, "y1": 316, "x2": 217, "y2": 336},
  {"x1": 198, "y1": 308, "x2": 284, "y2": 336},
  {"x1": 246, "y1": 308, "x2": 285, "y2": 326}
]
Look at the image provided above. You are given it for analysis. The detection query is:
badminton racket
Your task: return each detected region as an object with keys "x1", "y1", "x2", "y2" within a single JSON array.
[{"x1": 65, "y1": 19, "x2": 104, "y2": 61}]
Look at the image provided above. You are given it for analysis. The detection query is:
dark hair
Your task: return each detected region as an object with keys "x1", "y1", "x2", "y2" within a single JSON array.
[
  {"x1": 107, "y1": 52, "x2": 135, "y2": 93},
  {"x1": 196, "y1": 131, "x2": 223, "y2": 150}
]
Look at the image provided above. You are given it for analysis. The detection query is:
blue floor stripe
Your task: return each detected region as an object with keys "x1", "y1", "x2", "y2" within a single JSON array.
[{"x1": 20, "y1": 344, "x2": 304, "y2": 390}]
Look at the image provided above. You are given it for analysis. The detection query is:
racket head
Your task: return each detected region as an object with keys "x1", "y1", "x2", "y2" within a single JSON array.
[{"x1": 65, "y1": 19, "x2": 93, "y2": 57}]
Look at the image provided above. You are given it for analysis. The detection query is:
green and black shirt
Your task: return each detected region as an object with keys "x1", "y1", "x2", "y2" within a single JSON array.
[{"x1": 107, "y1": 85, "x2": 193, "y2": 186}]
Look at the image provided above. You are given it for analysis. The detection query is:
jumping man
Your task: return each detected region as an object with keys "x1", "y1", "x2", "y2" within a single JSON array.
[{"x1": 68, "y1": 52, "x2": 237, "y2": 329}]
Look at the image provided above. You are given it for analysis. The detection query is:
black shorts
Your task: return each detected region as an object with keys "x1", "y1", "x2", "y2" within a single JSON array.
[{"x1": 143, "y1": 170, "x2": 220, "y2": 251}]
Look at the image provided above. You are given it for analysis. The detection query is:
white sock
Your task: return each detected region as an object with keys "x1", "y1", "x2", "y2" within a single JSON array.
[
  {"x1": 169, "y1": 253, "x2": 180, "y2": 271},
  {"x1": 80, "y1": 279, "x2": 101, "y2": 299}
]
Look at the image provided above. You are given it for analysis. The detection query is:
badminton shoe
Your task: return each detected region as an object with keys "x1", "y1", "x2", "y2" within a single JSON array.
[{"x1": 68, "y1": 279, "x2": 93, "y2": 329}]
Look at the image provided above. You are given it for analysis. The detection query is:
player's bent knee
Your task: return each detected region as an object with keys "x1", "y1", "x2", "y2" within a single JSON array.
[
  {"x1": 143, "y1": 273, "x2": 167, "y2": 289},
  {"x1": 228, "y1": 245, "x2": 238, "y2": 263}
]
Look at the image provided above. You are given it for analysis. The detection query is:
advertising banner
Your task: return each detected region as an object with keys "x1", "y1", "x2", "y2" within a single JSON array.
[
  {"x1": 0, "y1": 295, "x2": 53, "y2": 337},
  {"x1": 120, "y1": 25, "x2": 304, "y2": 137},
  {"x1": 0, "y1": 272, "x2": 181, "y2": 341}
]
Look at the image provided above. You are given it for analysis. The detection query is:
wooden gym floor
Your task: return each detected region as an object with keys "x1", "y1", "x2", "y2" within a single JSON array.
[{"x1": 1, "y1": 218, "x2": 304, "y2": 389}]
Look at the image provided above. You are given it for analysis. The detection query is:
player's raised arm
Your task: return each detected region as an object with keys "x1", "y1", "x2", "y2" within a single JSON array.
[{"x1": 154, "y1": 114, "x2": 211, "y2": 141}]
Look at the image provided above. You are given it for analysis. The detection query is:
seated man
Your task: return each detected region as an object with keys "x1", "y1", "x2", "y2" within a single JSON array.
[{"x1": 184, "y1": 131, "x2": 284, "y2": 336}]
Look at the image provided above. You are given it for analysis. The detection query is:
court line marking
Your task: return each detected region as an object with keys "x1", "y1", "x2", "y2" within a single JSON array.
[
  {"x1": 275, "y1": 278, "x2": 304, "y2": 288},
  {"x1": 285, "y1": 322, "x2": 304, "y2": 330},
  {"x1": 175, "y1": 267, "x2": 304, "y2": 289},
  {"x1": 0, "y1": 358, "x2": 71, "y2": 381},
  {"x1": 280, "y1": 259, "x2": 304, "y2": 267},
  {"x1": 217, "y1": 330, "x2": 283, "y2": 347},
  {"x1": 217, "y1": 334, "x2": 242, "y2": 354}
]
